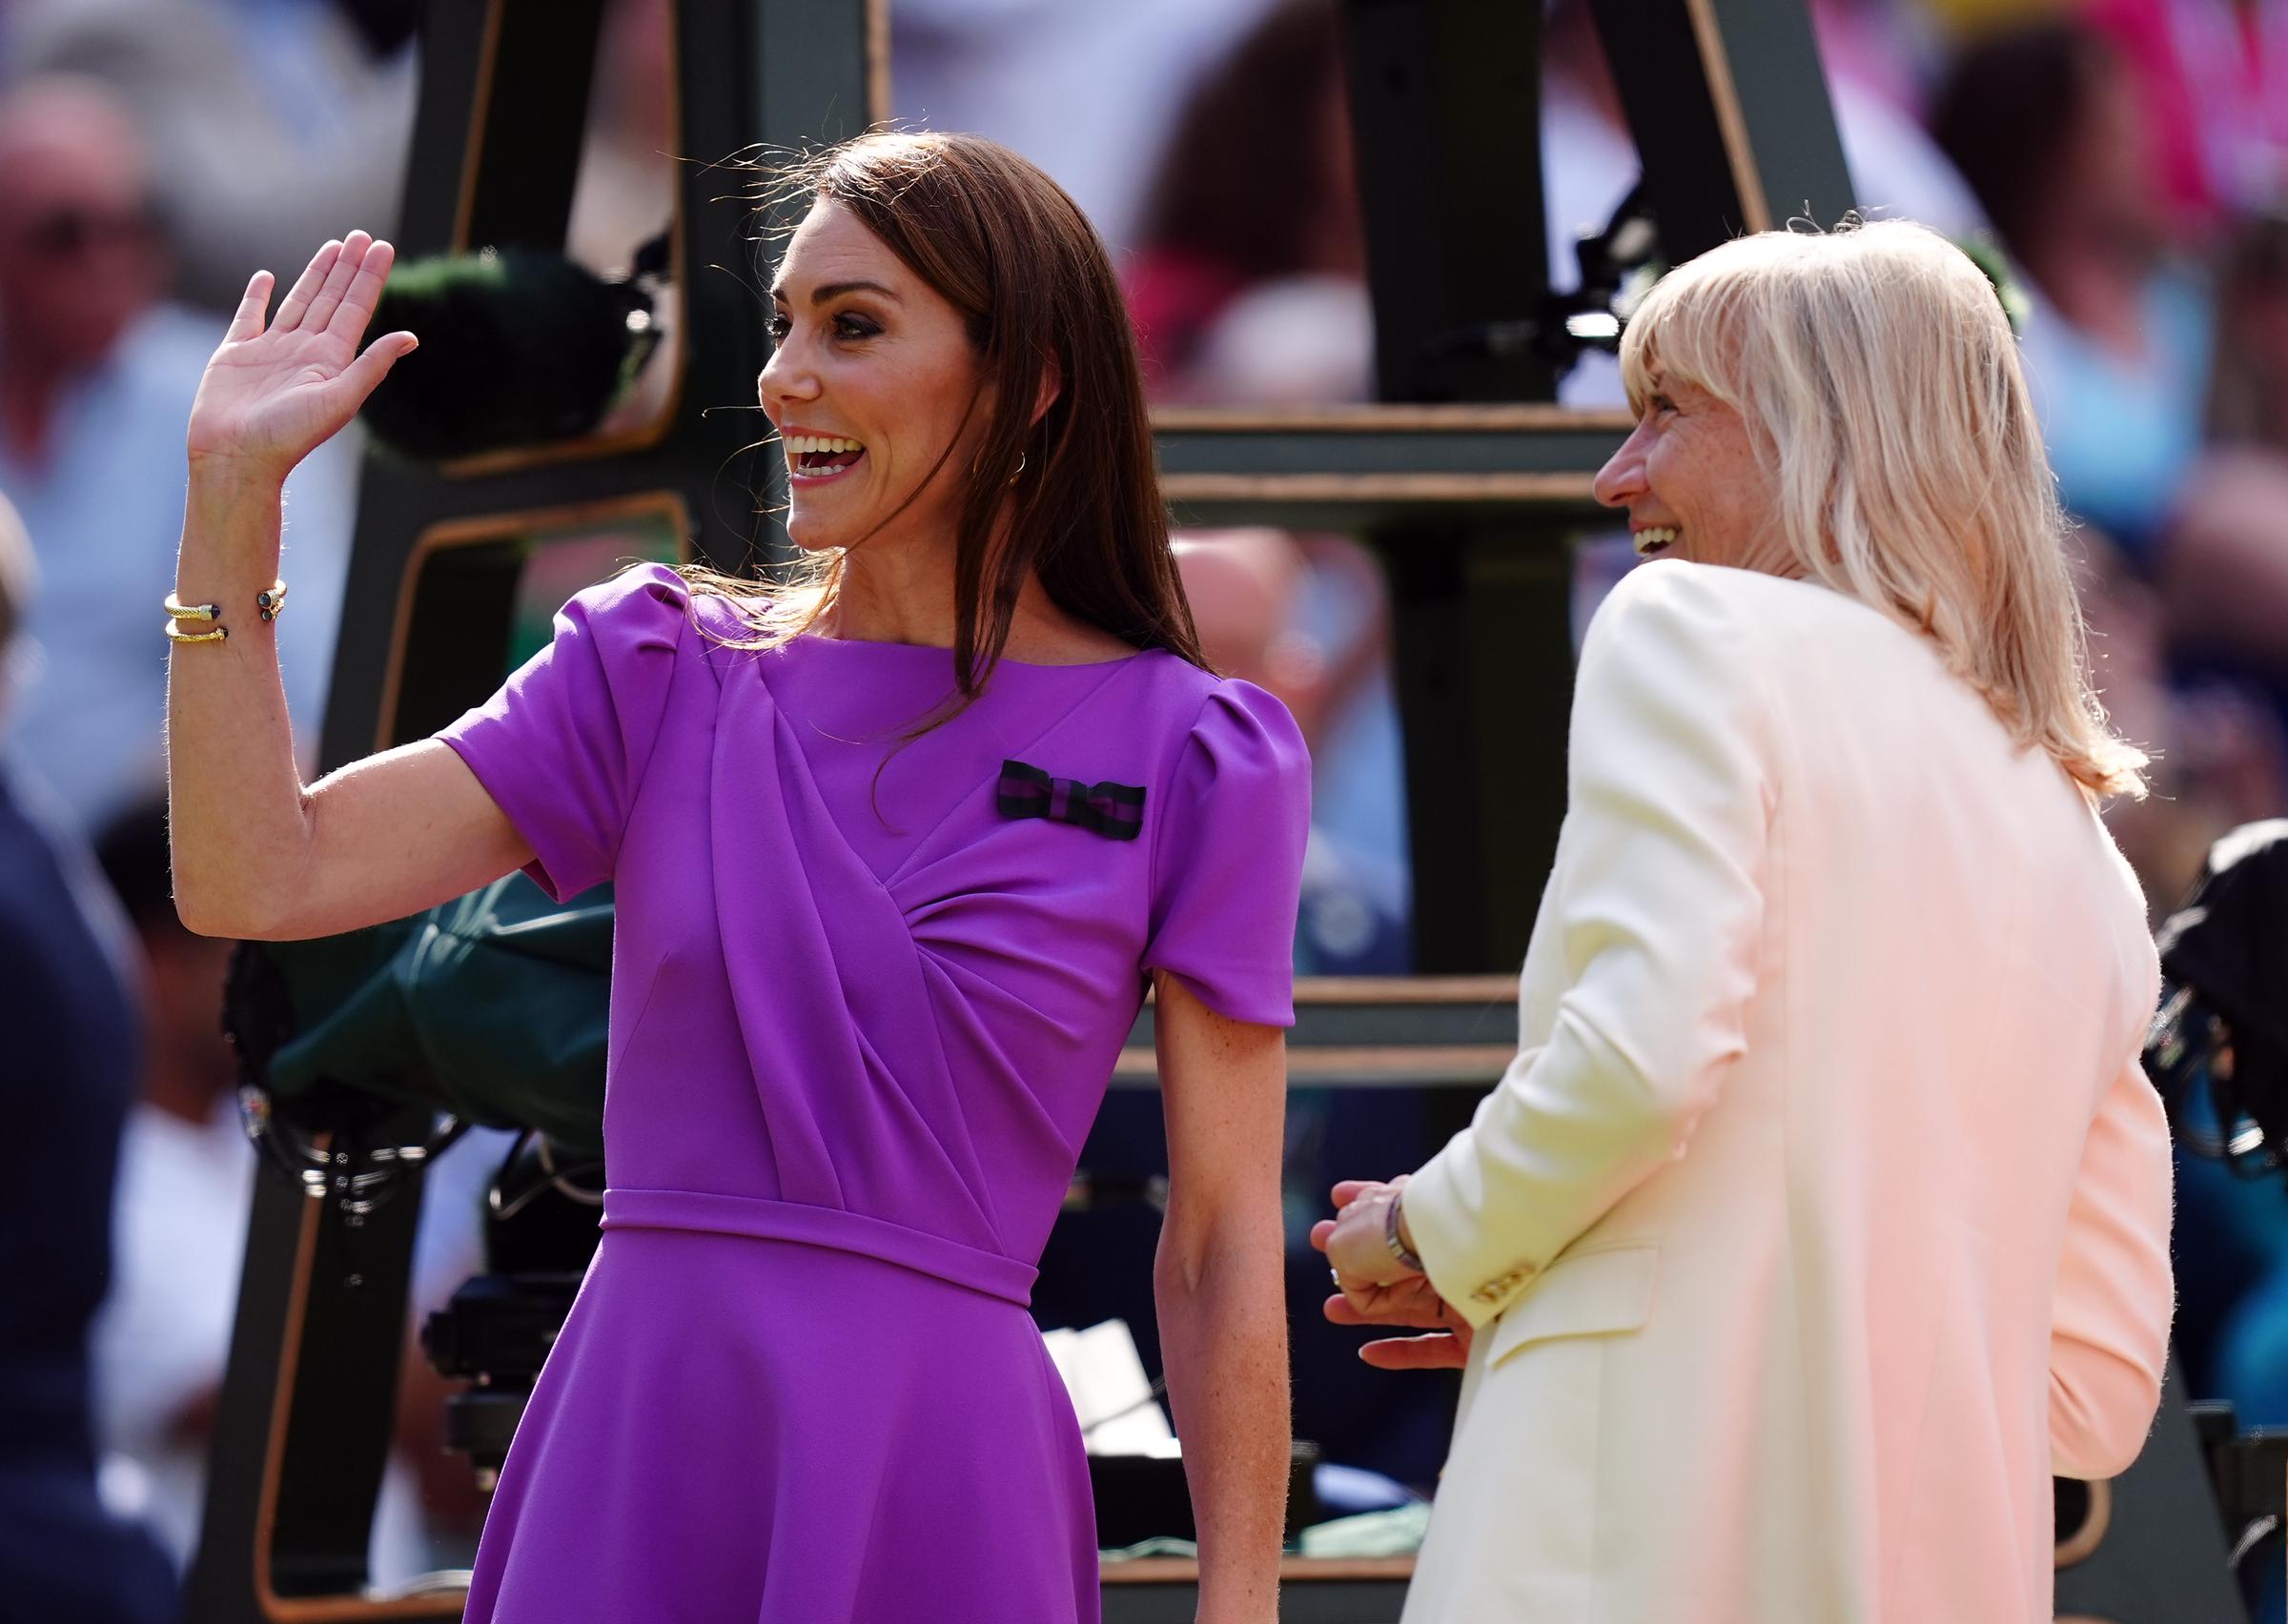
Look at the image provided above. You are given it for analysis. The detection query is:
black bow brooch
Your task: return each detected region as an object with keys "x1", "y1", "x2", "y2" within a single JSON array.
[{"x1": 997, "y1": 760, "x2": 1145, "y2": 841}]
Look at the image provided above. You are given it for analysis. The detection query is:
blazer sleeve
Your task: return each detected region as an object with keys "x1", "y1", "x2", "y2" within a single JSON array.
[
  {"x1": 2050, "y1": 1049, "x2": 2176, "y2": 1479},
  {"x1": 1400, "y1": 565, "x2": 1775, "y2": 1329}
]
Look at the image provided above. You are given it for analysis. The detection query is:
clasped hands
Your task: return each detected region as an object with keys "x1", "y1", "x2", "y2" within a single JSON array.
[{"x1": 1310, "y1": 1176, "x2": 1473, "y2": 1370}]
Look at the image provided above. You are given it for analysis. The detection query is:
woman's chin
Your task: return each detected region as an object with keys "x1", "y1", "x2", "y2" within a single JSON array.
[{"x1": 782, "y1": 512, "x2": 849, "y2": 555}]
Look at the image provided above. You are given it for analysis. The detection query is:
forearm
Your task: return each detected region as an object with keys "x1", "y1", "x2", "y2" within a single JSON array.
[
  {"x1": 1401, "y1": 1021, "x2": 1687, "y2": 1329},
  {"x1": 167, "y1": 466, "x2": 311, "y2": 936},
  {"x1": 1154, "y1": 1219, "x2": 1289, "y2": 1622}
]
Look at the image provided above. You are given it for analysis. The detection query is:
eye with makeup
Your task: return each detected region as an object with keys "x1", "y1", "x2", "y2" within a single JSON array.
[{"x1": 766, "y1": 309, "x2": 884, "y2": 344}]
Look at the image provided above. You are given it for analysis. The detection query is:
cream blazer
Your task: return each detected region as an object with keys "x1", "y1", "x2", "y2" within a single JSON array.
[{"x1": 1399, "y1": 562, "x2": 2175, "y2": 1624}]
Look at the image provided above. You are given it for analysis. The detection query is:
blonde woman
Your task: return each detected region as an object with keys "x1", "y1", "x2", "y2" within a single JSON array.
[{"x1": 1318, "y1": 221, "x2": 2175, "y2": 1622}]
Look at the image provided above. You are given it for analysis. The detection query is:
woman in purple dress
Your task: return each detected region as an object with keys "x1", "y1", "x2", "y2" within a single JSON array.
[{"x1": 167, "y1": 132, "x2": 1306, "y2": 1623}]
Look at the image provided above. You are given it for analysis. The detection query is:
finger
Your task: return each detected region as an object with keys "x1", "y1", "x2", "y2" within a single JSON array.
[
  {"x1": 1331, "y1": 1179, "x2": 1381, "y2": 1208},
  {"x1": 226, "y1": 271, "x2": 275, "y2": 343},
  {"x1": 326, "y1": 238, "x2": 398, "y2": 344},
  {"x1": 1308, "y1": 1219, "x2": 1336, "y2": 1253},
  {"x1": 274, "y1": 239, "x2": 344, "y2": 332},
  {"x1": 1359, "y1": 1333, "x2": 1467, "y2": 1371},
  {"x1": 330, "y1": 330, "x2": 419, "y2": 414},
  {"x1": 1339, "y1": 1276, "x2": 1395, "y2": 1318},
  {"x1": 302, "y1": 230, "x2": 374, "y2": 335},
  {"x1": 1322, "y1": 1291, "x2": 1448, "y2": 1331}
]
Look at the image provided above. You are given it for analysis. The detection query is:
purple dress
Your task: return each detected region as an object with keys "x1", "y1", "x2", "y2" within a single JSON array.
[{"x1": 438, "y1": 564, "x2": 1309, "y2": 1623}]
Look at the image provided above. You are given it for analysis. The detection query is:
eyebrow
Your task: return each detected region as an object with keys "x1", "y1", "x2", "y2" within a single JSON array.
[{"x1": 768, "y1": 278, "x2": 902, "y2": 306}]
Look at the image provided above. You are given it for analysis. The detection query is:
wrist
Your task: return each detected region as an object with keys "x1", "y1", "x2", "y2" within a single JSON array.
[
  {"x1": 1394, "y1": 1200, "x2": 1420, "y2": 1267},
  {"x1": 1382, "y1": 1188, "x2": 1424, "y2": 1275},
  {"x1": 186, "y1": 452, "x2": 289, "y2": 504}
]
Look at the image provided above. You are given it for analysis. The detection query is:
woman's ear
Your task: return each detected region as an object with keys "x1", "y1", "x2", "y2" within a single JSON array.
[{"x1": 1030, "y1": 355, "x2": 1063, "y2": 426}]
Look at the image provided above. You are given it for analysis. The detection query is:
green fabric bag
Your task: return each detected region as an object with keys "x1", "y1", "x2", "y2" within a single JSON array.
[{"x1": 247, "y1": 874, "x2": 612, "y2": 1162}]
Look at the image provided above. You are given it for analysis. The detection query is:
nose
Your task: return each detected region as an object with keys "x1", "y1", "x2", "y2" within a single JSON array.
[
  {"x1": 757, "y1": 334, "x2": 818, "y2": 416},
  {"x1": 1593, "y1": 418, "x2": 1651, "y2": 511}
]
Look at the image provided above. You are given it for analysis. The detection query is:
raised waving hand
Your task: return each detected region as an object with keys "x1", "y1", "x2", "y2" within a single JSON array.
[{"x1": 186, "y1": 232, "x2": 417, "y2": 483}]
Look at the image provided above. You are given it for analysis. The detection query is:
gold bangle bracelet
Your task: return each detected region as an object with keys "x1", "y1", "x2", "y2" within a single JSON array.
[
  {"x1": 164, "y1": 592, "x2": 221, "y2": 622},
  {"x1": 164, "y1": 619, "x2": 228, "y2": 645},
  {"x1": 256, "y1": 580, "x2": 289, "y2": 622}
]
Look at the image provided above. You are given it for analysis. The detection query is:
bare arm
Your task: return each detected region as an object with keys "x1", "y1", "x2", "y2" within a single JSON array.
[
  {"x1": 170, "y1": 234, "x2": 529, "y2": 940},
  {"x1": 1152, "y1": 971, "x2": 1289, "y2": 1624}
]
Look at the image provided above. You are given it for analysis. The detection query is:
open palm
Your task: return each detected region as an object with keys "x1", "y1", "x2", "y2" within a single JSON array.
[{"x1": 186, "y1": 232, "x2": 417, "y2": 482}]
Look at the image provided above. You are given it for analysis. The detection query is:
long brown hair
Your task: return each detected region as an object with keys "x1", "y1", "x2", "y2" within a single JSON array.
[{"x1": 698, "y1": 131, "x2": 1205, "y2": 695}]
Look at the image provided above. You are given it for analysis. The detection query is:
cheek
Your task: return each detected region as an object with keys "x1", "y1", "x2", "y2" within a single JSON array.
[{"x1": 1644, "y1": 442, "x2": 1692, "y2": 514}]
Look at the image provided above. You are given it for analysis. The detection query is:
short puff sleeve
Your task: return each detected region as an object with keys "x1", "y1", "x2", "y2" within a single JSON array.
[
  {"x1": 1141, "y1": 681, "x2": 1311, "y2": 1026},
  {"x1": 436, "y1": 561, "x2": 687, "y2": 902}
]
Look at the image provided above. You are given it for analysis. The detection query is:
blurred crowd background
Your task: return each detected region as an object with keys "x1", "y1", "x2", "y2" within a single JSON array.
[{"x1": 0, "y1": 0, "x2": 2283, "y2": 1604}]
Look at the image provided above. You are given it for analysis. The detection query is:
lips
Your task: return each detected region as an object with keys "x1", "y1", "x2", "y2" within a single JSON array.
[{"x1": 783, "y1": 433, "x2": 868, "y2": 483}]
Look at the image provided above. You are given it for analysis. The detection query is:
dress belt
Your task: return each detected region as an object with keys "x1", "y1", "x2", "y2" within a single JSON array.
[{"x1": 601, "y1": 1187, "x2": 1038, "y2": 1307}]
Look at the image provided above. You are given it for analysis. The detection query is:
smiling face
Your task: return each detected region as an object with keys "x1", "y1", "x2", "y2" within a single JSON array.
[
  {"x1": 759, "y1": 198, "x2": 985, "y2": 555},
  {"x1": 1592, "y1": 374, "x2": 1782, "y2": 571}
]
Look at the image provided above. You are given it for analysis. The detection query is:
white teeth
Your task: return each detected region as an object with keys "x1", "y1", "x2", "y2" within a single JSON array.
[
  {"x1": 786, "y1": 434, "x2": 868, "y2": 478},
  {"x1": 1633, "y1": 526, "x2": 1678, "y2": 556}
]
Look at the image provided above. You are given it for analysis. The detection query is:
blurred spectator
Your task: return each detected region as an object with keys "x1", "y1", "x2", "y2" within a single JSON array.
[
  {"x1": 1176, "y1": 529, "x2": 1408, "y2": 972},
  {"x1": 2169, "y1": 213, "x2": 2288, "y2": 692},
  {"x1": 87, "y1": 799, "x2": 436, "y2": 1580},
  {"x1": 0, "y1": 494, "x2": 176, "y2": 1624},
  {"x1": 4, "y1": 0, "x2": 416, "y2": 315},
  {"x1": 565, "y1": 0, "x2": 682, "y2": 442},
  {"x1": 2076, "y1": 531, "x2": 2285, "y2": 911},
  {"x1": 2211, "y1": 211, "x2": 2288, "y2": 451},
  {"x1": 85, "y1": 800, "x2": 249, "y2": 1572},
  {"x1": 2083, "y1": 0, "x2": 2288, "y2": 232},
  {"x1": 0, "y1": 74, "x2": 354, "y2": 836},
  {"x1": 566, "y1": 0, "x2": 675, "y2": 275},
  {"x1": 1932, "y1": 21, "x2": 2210, "y2": 559},
  {"x1": 890, "y1": 0, "x2": 1280, "y2": 252},
  {"x1": 1123, "y1": 0, "x2": 1371, "y2": 403},
  {"x1": 1933, "y1": 20, "x2": 2288, "y2": 879}
]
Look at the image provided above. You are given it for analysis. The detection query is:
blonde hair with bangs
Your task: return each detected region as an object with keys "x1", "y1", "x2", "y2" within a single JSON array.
[{"x1": 1619, "y1": 219, "x2": 2147, "y2": 800}]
